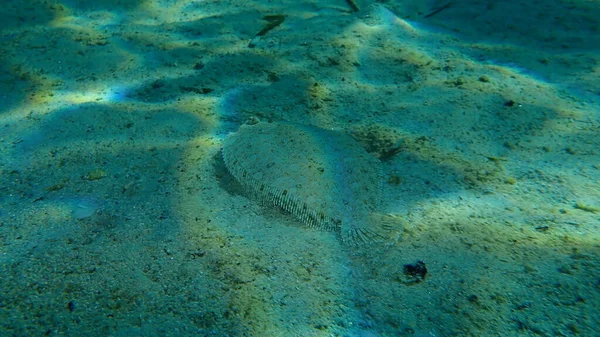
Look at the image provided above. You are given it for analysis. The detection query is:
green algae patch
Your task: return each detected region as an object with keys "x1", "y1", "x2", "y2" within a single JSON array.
[{"x1": 574, "y1": 201, "x2": 599, "y2": 213}]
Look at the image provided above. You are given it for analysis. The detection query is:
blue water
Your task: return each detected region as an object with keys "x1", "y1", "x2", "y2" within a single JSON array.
[{"x1": 1, "y1": 1, "x2": 599, "y2": 336}]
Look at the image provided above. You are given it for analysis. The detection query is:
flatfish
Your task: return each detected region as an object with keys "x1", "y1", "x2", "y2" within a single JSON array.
[{"x1": 221, "y1": 122, "x2": 382, "y2": 243}]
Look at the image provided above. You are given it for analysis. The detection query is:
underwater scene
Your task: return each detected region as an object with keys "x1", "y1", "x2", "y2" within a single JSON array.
[{"x1": 1, "y1": 0, "x2": 599, "y2": 336}]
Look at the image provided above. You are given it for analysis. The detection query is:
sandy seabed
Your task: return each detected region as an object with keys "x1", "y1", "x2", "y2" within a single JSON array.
[{"x1": 0, "y1": 0, "x2": 599, "y2": 336}]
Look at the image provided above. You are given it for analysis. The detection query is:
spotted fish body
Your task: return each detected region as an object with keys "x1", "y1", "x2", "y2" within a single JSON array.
[{"x1": 221, "y1": 122, "x2": 382, "y2": 243}]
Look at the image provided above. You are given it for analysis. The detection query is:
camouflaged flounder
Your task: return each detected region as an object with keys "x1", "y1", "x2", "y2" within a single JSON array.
[{"x1": 222, "y1": 122, "x2": 382, "y2": 243}]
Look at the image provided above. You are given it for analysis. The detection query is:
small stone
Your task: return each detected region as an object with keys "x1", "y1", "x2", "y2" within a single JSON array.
[{"x1": 82, "y1": 169, "x2": 107, "y2": 181}]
